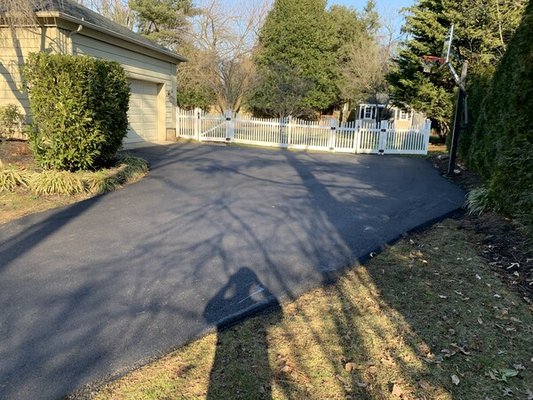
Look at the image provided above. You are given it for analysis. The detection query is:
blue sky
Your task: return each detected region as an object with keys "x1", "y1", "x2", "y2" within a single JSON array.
[{"x1": 194, "y1": 0, "x2": 415, "y2": 34}]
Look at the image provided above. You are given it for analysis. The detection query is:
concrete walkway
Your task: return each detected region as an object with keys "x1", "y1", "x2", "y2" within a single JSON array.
[{"x1": 0, "y1": 143, "x2": 465, "y2": 399}]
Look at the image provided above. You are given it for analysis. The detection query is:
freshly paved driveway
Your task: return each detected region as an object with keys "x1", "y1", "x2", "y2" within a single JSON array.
[{"x1": 0, "y1": 143, "x2": 464, "y2": 399}]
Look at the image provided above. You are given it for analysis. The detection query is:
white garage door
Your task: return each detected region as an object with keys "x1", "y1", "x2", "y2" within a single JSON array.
[{"x1": 126, "y1": 79, "x2": 159, "y2": 144}]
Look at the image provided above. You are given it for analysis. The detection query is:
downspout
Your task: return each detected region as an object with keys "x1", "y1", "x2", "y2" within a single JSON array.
[{"x1": 67, "y1": 19, "x2": 84, "y2": 54}]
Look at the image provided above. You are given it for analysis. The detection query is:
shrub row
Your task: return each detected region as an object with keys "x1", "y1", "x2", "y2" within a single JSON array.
[
  {"x1": 460, "y1": 2, "x2": 533, "y2": 234},
  {"x1": 23, "y1": 53, "x2": 130, "y2": 171}
]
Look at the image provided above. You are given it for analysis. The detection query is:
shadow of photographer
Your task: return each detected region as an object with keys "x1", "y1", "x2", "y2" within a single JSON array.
[{"x1": 203, "y1": 267, "x2": 282, "y2": 400}]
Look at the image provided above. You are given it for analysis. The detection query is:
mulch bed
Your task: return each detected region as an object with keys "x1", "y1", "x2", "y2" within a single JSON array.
[
  {"x1": 428, "y1": 153, "x2": 532, "y2": 305},
  {"x1": 0, "y1": 139, "x2": 35, "y2": 169}
]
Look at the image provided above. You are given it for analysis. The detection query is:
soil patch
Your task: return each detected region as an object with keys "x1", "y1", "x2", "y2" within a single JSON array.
[{"x1": 0, "y1": 139, "x2": 36, "y2": 169}]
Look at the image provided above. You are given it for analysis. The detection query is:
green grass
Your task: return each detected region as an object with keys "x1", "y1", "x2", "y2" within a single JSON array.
[{"x1": 94, "y1": 219, "x2": 533, "y2": 400}]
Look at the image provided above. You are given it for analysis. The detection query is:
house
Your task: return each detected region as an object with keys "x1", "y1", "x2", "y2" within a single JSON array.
[
  {"x1": 0, "y1": 0, "x2": 186, "y2": 146},
  {"x1": 356, "y1": 102, "x2": 426, "y2": 130}
]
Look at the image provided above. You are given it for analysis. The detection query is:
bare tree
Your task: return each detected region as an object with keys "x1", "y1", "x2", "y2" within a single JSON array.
[
  {"x1": 0, "y1": 0, "x2": 48, "y2": 28},
  {"x1": 181, "y1": 0, "x2": 270, "y2": 112},
  {"x1": 77, "y1": 0, "x2": 133, "y2": 28},
  {"x1": 336, "y1": 8, "x2": 402, "y2": 114}
]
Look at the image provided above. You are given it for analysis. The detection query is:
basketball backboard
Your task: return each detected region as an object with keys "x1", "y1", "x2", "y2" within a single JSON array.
[{"x1": 441, "y1": 24, "x2": 454, "y2": 63}]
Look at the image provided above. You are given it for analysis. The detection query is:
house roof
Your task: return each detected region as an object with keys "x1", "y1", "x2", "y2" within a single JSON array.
[{"x1": 30, "y1": 0, "x2": 186, "y2": 63}]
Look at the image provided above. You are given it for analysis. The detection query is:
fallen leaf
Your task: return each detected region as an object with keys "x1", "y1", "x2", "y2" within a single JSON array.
[
  {"x1": 512, "y1": 363, "x2": 525, "y2": 371},
  {"x1": 281, "y1": 365, "x2": 292, "y2": 373},
  {"x1": 478, "y1": 317, "x2": 484, "y2": 325},
  {"x1": 345, "y1": 362, "x2": 358, "y2": 372},
  {"x1": 451, "y1": 343, "x2": 471, "y2": 355},
  {"x1": 391, "y1": 383, "x2": 403, "y2": 397},
  {"x1": 500, "y1": 368, "x2": 519, "y2": 380},
  {"x1": 418, "y1": 380, "x2": 432, "y2": 390},
  {"x1": 476, "y1": 274, "x2": 482, "y2": 280},
  {"x1": 451, "y1": 374, "x2": 460, "y2": 385}
]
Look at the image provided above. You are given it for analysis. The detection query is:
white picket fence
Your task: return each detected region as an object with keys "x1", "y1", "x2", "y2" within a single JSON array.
[{"x1": 176, "y1": 108, "x2": 431, "y2": 155}]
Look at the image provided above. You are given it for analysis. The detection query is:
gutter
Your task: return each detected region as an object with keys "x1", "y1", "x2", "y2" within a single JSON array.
[{"x1": 36, "y1": 11, "x2": 188, "y2": 63}]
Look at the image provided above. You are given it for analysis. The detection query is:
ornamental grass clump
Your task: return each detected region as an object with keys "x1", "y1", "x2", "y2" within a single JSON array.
[
  {"x1": 28, "y1": 170, "x2": 86, "y2": 195},
  {"x1": 0, "y1": 162, "x2": 29, "y2": 191}
]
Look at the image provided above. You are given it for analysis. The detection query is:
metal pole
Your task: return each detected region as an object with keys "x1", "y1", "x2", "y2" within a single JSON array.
[{"x1": 447, "y1": 61, "x2": 468, "y2": 175}]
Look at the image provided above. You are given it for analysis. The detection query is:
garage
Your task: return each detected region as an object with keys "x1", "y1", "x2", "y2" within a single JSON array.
[
  {"x1": 126, "y1": 79, "x2": 159, "y2": 144},
  {"x1": 0, "y1": 0, "x2": 186, "y2": 147}
]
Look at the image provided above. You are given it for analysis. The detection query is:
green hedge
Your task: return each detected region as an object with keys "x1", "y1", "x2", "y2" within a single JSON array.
[
  {"x1": 24, "y1": 53, "x2": 130, "y2": 170},
  {"x1": 461, "y1": 2, "x2": 533, "y2": 233}
]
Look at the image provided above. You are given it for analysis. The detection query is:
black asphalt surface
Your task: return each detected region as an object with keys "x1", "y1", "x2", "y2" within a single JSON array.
[{"x1": 0, "y1": 143, "x2": 465, "y2": 399}]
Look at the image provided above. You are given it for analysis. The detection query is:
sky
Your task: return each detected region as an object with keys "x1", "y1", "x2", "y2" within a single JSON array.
[{"x1": 194, "y1": 0, "x2": 416, "y2": 37}]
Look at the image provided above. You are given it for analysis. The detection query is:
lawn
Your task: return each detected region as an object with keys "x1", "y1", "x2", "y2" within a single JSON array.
[{"x1": 92, "y1": 218, "x2": 532, "y2": 400}]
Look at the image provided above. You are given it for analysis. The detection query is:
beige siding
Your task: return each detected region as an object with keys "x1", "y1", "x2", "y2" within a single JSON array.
[
  {"x1": 72, "y1": 34, "x2": 177, "y2": 141},
  {"x1": 0, "y1": 27, "x2": 68, "y2": 118}
]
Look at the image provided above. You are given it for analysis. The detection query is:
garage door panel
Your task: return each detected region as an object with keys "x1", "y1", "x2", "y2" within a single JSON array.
[{"x1": 126, "y1": 79, "x2": 159, "y2": 144}]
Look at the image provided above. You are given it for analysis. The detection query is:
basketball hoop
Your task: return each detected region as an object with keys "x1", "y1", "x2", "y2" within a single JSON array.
[{"x1": 421, "y1": 55, "x2": 446, "y2": 73}]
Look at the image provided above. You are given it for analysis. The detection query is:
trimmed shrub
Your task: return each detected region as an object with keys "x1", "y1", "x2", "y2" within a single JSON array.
[{"x1": 23, "y1": 53, "x2": 130, "y2": 170}]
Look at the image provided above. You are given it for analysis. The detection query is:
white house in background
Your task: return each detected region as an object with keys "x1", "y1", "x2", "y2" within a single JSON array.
[{"x1": 356, "y1": 103, "x2": 426, "y2": 129}]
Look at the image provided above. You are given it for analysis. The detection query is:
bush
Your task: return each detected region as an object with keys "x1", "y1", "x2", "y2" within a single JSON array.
[
  {"x1": 0, "y1": 104, "x2": 25, "y2": 139},
  {"x1": 23, "y1": 53, "x2": 130, "y2": 170},
  {"x1": 459, "y1": 2, "x2": 533, "y2": 234}
]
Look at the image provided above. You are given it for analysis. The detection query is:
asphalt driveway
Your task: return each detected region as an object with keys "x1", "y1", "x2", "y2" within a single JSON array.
[{"x1": 0, "y1": 143, "x2": 465, "y2": 399}]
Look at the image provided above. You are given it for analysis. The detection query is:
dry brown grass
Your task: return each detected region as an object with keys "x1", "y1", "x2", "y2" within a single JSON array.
[{"x1": 93, "y1": 219, "x2": 533, "y2": 400}]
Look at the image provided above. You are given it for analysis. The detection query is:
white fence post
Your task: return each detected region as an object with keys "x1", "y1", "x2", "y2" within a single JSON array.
[
  {"x1": 176, "y1": 107, "x2": 181, "y2": 137},
  {"x1": 287, "y1": 115, "x2": 292, "y2": 146},
  {"x1": 225, "y1": 109, "x2": 234, "y2": 141},
  {"x1": 353, "y1": 120, "x2": 360, "y2": 154},
  {"x1": 378, "y1": 120, "x2": 388, "y2": 155},
  {"x1": 423, "y1": 118, "x2": 431, "y2": 153},
  {"x1": 329, "y1": 118, "x2": 337, "y2": 151},
  {"x1": 194, "y1": 107, "x2": 201, "y2": 141}
]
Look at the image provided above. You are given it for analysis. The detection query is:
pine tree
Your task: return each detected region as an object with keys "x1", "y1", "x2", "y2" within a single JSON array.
[
  {"x1": 128, "y1": 0, "x2": 193, "y2": 49},
  {"x1": 387, "y1": 0, "x2": 527, "y2": 137}
]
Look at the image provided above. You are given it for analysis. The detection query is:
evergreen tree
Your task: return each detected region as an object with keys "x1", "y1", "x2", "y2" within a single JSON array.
[
  {"x1": 387, "y1": 0, "x2": 526, "y2": 137},
  {"x1": 128, "y1": 0, "x2": 194, "y2": 49},
  {"x1": 249, "y1": 0, "x2": 337, "y2": 117}
]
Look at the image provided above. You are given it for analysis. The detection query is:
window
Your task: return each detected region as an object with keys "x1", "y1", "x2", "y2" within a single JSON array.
[
  {"x1": 397, "y1": 109, "x2": 412, "y2": 121},
  {"x1": 360, "y1": 105, "x2": 376, "y2": 120}
]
